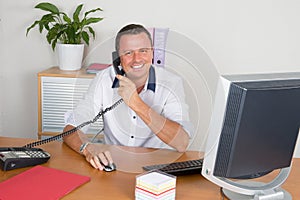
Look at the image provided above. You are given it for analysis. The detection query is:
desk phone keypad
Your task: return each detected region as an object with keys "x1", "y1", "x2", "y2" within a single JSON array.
[{"x1": 14, "y1": 150, "x2": 49, "y2": 158}]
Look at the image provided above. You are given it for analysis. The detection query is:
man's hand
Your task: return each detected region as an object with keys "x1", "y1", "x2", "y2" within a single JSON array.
[
  {"x1": 83, "y1": 143, "x2": 114, "y2": 171},
  {"x1": 115, "y1": 75, "x2": 189, "y2": 152},
  {"x1": 62, "y1": 125, "x2": 115, "y2": 171},
  {"x1": 116, "y1": 74, "x2": 139, "y2": 106}
]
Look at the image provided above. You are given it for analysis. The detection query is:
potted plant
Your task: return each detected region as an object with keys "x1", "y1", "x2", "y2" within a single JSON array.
[{"x1": 26, "y1": 2, "x2": 104, "y2": 71}]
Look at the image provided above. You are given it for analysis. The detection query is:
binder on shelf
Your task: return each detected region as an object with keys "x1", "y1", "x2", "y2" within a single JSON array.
[{"x1": 153, "y1": 28, "x2": 169, "y2": 67}]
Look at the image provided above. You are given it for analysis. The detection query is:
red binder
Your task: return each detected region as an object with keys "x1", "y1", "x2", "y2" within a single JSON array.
[{"x1": 0, "y1": 165, "x2": 90, "y2": 200}]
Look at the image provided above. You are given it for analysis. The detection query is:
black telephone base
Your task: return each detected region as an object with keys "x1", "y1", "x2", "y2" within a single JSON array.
[{"x1": 0, "y1": 147, "x2": 51, "y2": 171}]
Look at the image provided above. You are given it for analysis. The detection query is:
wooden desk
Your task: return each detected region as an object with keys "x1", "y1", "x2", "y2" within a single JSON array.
[{"x1": 0, "y1": 137, "x2": 299, "y2": 199}]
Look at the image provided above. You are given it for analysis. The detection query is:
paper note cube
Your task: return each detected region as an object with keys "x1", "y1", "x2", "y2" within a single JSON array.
[{"x1": 135, "y1": 171, "x2": 176, "y2": 200}]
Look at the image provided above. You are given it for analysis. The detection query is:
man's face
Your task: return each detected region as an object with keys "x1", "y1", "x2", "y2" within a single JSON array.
[{"x1": 118, "y1": 32, "x2": 153, "y2": 83}]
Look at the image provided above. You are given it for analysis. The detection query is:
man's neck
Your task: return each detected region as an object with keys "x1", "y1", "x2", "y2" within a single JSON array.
[
  {"x1": 136, "y1": 85, "x2": 145, "y2": 94},
  {"x1": 131, "y1": 74, "x2": 148, "y2": 93}
]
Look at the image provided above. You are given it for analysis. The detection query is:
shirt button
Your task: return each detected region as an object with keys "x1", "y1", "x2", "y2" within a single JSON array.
[
  {"x1": 131, "y1": 136, "x2": 134, "y2": 138},
  {"x1": 133, "y1": 116, "x2": 136, "y2": 119}
]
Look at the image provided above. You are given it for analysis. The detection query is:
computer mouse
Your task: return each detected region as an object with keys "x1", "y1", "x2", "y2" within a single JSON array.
[{"x1": 103, "y1": 162, "x2": 117, "y2": 172}]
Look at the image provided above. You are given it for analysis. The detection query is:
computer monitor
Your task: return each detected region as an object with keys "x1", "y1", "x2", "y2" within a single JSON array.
[{"x1": 201, "y1": 72, "x2": 300, "y2": 200}]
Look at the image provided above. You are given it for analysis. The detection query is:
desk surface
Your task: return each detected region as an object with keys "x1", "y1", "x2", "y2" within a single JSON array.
[{"x1": 0, "y1": 137, "x2": 299, "y2": 199}]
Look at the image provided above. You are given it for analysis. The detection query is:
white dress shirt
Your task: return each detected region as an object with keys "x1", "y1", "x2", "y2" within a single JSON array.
[{"x1": 65, "y1": 65, "x2": 193, "y2": 150}]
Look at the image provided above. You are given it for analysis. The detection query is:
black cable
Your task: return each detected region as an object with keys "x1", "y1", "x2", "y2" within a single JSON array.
[{"x1": 23, "y1": 99, "x2": 123, "y2": 148}]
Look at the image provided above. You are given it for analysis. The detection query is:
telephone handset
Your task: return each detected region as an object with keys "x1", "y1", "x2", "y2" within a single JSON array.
[
  {"x1": 112, "y1": 51, "x2": 124, "y2": 76},
  {"x1": 0, "y1": 53, "x2": 124, "y2": 171}
]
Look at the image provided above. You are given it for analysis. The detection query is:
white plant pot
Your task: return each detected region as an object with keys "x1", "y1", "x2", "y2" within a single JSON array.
[{"x1": 56, "y1": 43, "x2": 84, "y2": 71}]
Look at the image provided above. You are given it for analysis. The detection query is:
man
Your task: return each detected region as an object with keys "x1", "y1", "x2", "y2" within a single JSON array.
[{"x1": 63, "y1": 24, "x2": 193, "y2": 171}]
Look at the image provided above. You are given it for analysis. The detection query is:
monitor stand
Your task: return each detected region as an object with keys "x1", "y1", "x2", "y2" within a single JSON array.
[
  {"x1": 215, "y1": 167, "x2": 292, "y2": 200},
  {"x1": 221, "y1": 181, "x2": 292, "y2": 200}
]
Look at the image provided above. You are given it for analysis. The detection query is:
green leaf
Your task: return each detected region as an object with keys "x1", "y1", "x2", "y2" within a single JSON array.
[
  {"x1": 72, "y1": 22, "x2": 80, "y2": 33},
  {"x1": 26, "y1": 20, "x2": 40, "y2": 36},
  {"x1": 40, "y1": 14, "x2": 56, "y2": 30},
  {"x1": 84, "y1": 8, "x2": 103, "y2": 18},
  {"x1": 38, "y1": 21, "x2": 44, "y2": 33},
  {"x1": 73, "y1": 4, "x2": 83, "y2": 23},
  {"x1": 46, "y1": 25, "x2": 60, "y2": 44},
  {"x1": 84, "y1": 17, "x2": 103, "y2": 26},
  {"x1": 62, "y1": 13, "x2": 71, "y2": 24},
  {"x1": 46, "y1": 31, "x2": 54, "y2": 44},
  {"x1": 65, "y1": 25, "x2": 76, "y2": 44},
  {"x1": 56, "y1": 30, "x2": 65, "y2": 44},
  {"x1": 51, "y1": 39, "x2": 57, "y2": 51},
  {"x1": 35, "y1": 2, "x2": 59, "y2": 14},
  {"x1": 87, "y1": 26, "x2": 95, "y2": 39},
  {"x1": 82, "y1": 31, "x2": 89, "y2": 45},
  {"x1": 41, "y1": 14, "x2": 55, "y2": 22},
  {"x1": 57, "y1": 27, "x2": 68, "y2": 44},
  {"x1": 44, "y1": 23, "x2": 50, "y2": 31}
]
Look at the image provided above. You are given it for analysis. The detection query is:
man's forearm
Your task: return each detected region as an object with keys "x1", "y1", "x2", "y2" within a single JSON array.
[
  {"x1": 130, "y1": 96, "x2": 189, "y2": 152},
  {"x1": 63, "y1": 125, "x2": 89, "y2": 154}
]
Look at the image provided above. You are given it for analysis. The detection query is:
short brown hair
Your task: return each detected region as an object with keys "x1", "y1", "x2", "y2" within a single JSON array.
[{"x1": 115, "y1": 24, "x2": 153, "y2": 53}]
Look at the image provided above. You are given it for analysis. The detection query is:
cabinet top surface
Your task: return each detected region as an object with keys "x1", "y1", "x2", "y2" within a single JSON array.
[{"x1": 38, "y1": 66, "x2": 95, "y2": 78}]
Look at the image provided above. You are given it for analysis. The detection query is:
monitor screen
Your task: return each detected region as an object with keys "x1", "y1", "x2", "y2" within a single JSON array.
[{"x1": 201, "y1": 72, "x2": 300, "y2": 198}]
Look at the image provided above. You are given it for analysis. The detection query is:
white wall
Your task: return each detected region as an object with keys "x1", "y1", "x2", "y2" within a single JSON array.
[{"x1": 1, "y1": 0, "x2": 300, "y2": 157}]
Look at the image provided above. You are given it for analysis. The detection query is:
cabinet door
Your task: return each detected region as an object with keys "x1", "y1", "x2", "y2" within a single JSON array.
[{"x1": 41, "y1": 76, "x2": 102, "y2": 134}]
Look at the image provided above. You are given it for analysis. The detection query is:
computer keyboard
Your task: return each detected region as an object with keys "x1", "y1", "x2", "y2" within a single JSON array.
[{"x1": 142, "y1": 159, "x2": 203, "y2": 176}]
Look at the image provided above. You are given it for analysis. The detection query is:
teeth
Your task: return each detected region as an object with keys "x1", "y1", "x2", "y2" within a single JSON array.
[{"x1": 132, "y1": 64, "x2": 143, "y2": 69}]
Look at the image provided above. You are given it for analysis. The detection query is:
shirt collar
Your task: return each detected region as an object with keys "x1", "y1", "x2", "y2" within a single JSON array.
[{"x1": 112, "y1": 65, "x2": 156, "y2": 92}]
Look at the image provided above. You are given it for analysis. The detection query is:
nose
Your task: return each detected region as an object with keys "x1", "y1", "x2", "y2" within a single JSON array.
[{"x1": 132, "y1": 51, "x2": 142, "y2": 62}]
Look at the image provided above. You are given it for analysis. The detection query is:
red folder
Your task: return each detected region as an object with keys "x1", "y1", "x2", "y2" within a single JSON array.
[{"x1": 0, "y1": 165, "x2": 90, "y2": 200}]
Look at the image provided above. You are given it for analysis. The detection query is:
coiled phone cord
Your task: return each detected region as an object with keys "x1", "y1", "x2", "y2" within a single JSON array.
[{"x1": 23, "y1": 99, "x2": 124, "y2": 148}]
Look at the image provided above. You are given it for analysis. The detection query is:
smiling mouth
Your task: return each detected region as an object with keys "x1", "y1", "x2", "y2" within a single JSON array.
[{"x1": 132, "y1": 64, "x2": 143, "y2": 69}]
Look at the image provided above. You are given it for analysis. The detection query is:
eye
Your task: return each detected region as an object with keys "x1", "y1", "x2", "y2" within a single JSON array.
[
  {"x1": 139, "y1": 48, "x2": 150, "y2": 53},
  {"x1": 123, "y1": 51, "x2": 133, "y2": 56}
]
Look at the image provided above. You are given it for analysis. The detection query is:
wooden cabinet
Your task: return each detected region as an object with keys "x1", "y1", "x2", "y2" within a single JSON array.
[{"x1": 37, "y1": 67, "x2": 102, "y2": 139}]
